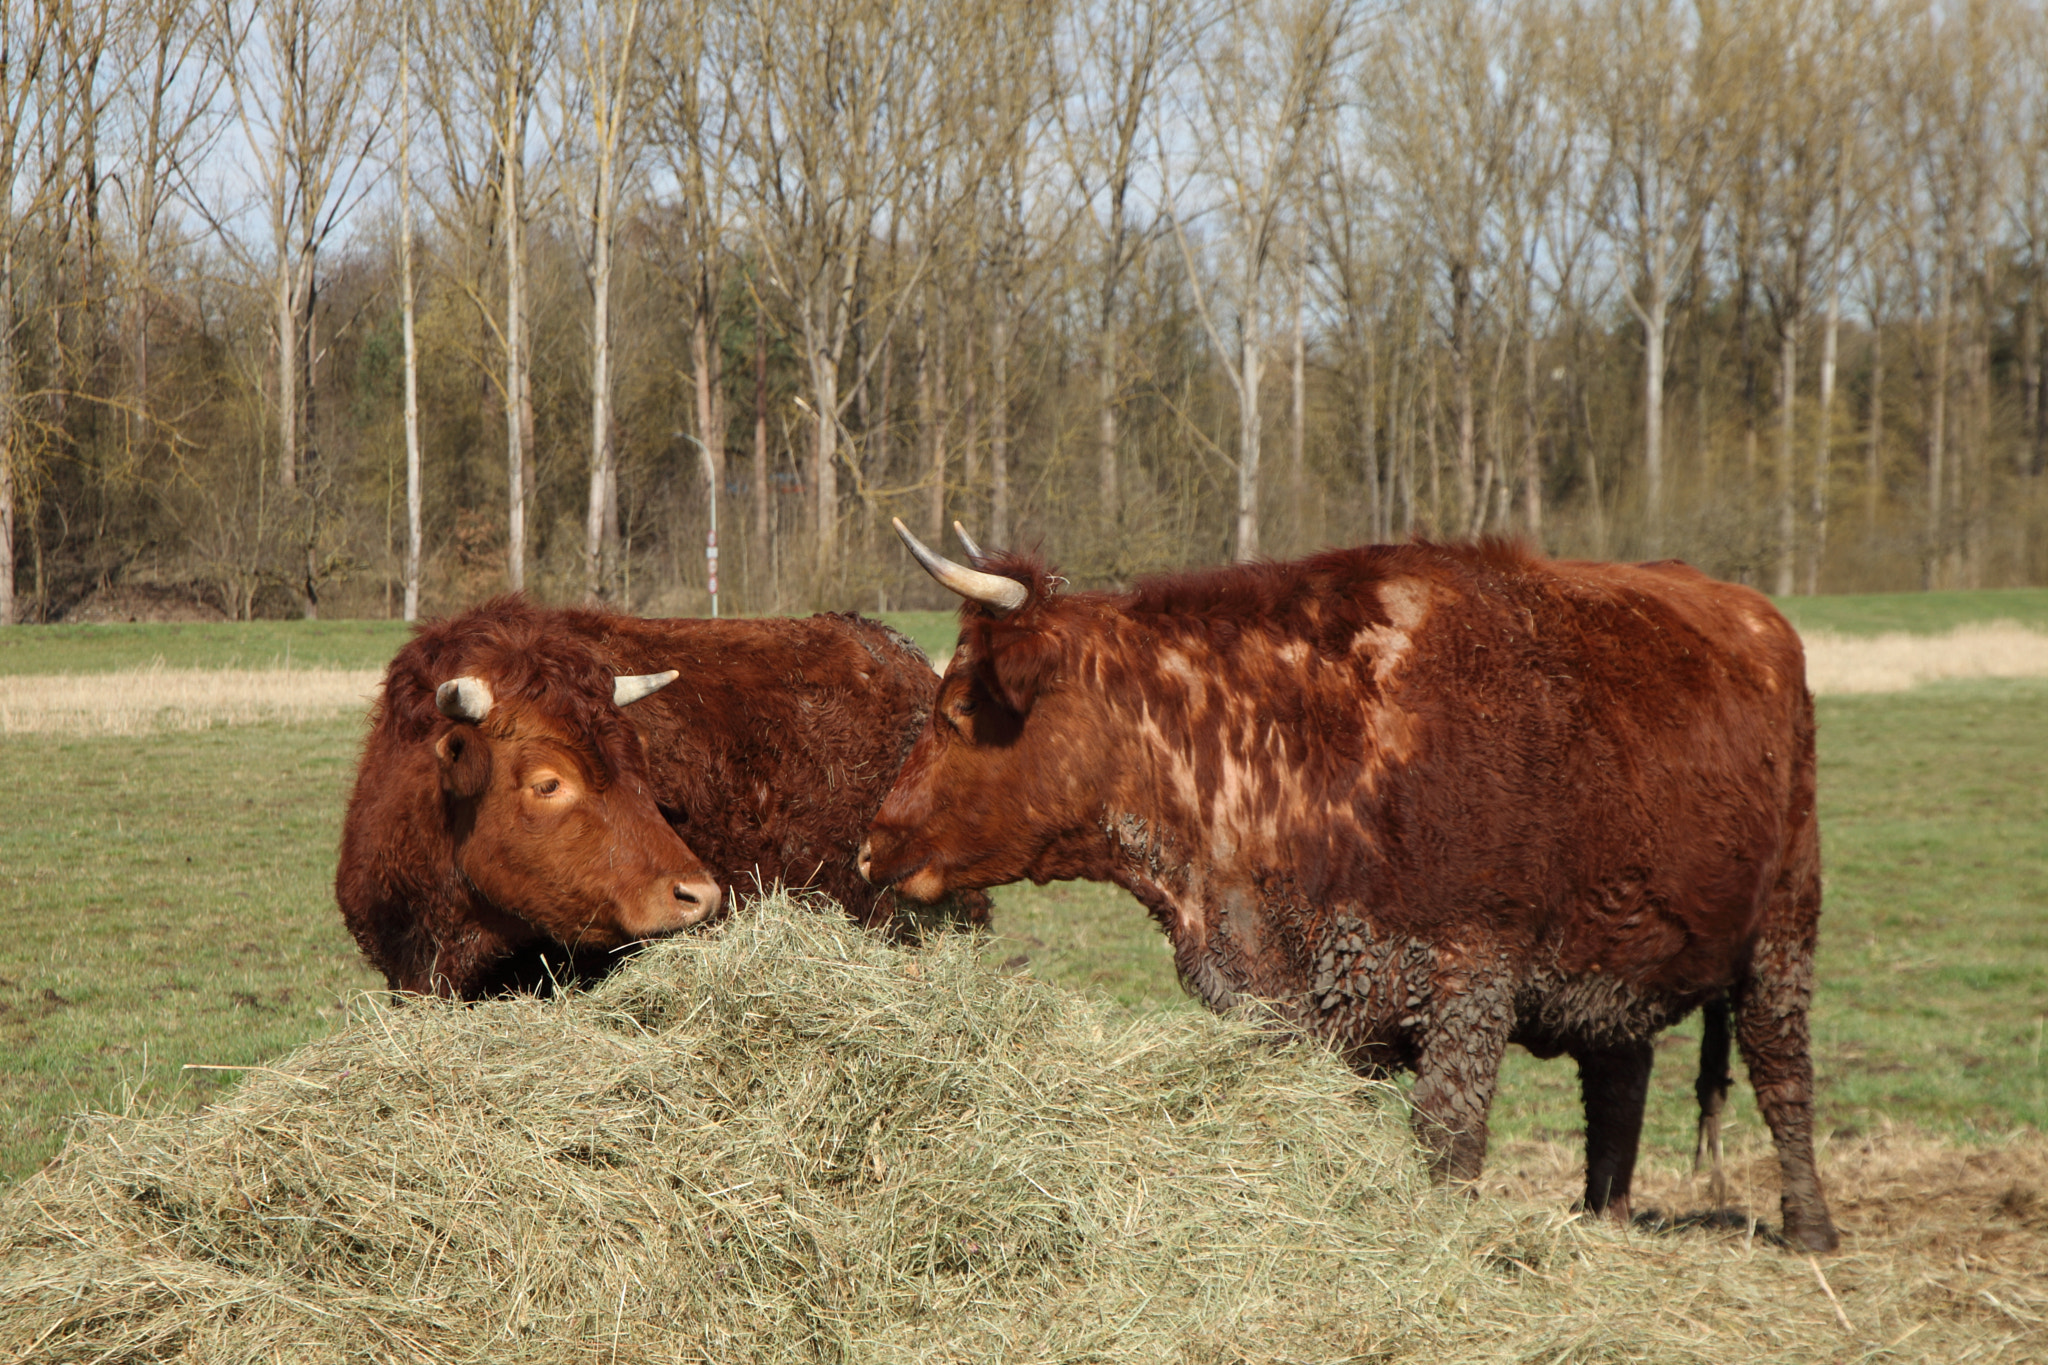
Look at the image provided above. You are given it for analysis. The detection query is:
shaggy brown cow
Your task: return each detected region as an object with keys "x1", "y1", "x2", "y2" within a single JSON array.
[
  {"x1": 339, "y1": 596, "x2": 976, "y2": 999},
  {"x1": 861, "y1": 527, "x2": 1839, "y2": 1252}
]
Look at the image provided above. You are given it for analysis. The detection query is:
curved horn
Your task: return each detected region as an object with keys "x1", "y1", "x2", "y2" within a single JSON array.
[
  {"x1": 952, "y1": 520, "x2": 986, "y2": 564},
  {"x1": 893, "y1": 517, "x2": 1028, "y2": 614},
  {"x1": 435, "y1": 676, "x2": 494, "y2": 723},
  {"x1": 613, "y1": 670, "x2": 679, "y2": 707}
]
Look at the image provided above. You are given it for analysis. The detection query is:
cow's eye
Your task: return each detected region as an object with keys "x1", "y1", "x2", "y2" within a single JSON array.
[{"x1": 532, "y1": 777, "x2": 563, "y2": 797}]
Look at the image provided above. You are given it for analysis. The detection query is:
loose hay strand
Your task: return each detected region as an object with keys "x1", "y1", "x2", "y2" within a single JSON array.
[{"x1": 1, "y1": 895, "x2": 2041, "y2": 1363}]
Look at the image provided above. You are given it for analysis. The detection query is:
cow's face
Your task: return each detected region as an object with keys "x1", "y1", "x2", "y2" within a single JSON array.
[
  {"x1": 435, "y1": 677, "x2": 721, "y2": 951},
  {"x1": 860, "y1": 610, "x2": 1116, "y2": 901}
]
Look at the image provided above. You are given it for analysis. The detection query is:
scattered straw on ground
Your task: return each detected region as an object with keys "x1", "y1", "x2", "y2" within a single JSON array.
[
  {"x1": 1801, "y1": 622, "x2": 2048, "y2": 694},
  {"x1": 3, "y1": 896, "x2": 2041, "y2": 1363},
  {"x1": 0, "y1": 664, "x2": 382, "y2": 735}
]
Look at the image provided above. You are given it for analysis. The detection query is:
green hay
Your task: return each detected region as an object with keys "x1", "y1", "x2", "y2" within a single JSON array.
[{"x1": 0, "y1": 896, "x2": 2032, "y2": 1363}]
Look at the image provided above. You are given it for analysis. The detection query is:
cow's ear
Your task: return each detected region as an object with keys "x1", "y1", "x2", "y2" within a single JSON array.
[
  {"x1": 435, "y1": 727, "x2": 493, "y2": 798},
  {"x1": 979, "y1": 624, "x2": 1063, "y2": 717}
]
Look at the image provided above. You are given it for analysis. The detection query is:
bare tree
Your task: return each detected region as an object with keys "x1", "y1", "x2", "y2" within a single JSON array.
[
  {"x1": 398, "y1": 0, "x2": 423, "y2": 619},
  {"x1": 735, "y1": 0, "x2": 976, "y2": 581},
  {"x1": 1586, "y1": 0, "x2": 1734, "y2": 554},
  {"x1": 212, "y1": 0, "x2": 385, "y2": 614},
  {"x1": 564, "y1": 0, "x2": 644, "y2": 602},
  {"x1": 1368, "y1": 0, "x2": 1542, "y2": 537},
  {"x1": 0, "y1": 4, "x2": 55, "y2": 625},
  {"x1": 1057, "y1": 0, "x2": 1185, "y2": 542},
  {"x1": 1169, "y1": 0, "x2": 1354, "y2": 560}
]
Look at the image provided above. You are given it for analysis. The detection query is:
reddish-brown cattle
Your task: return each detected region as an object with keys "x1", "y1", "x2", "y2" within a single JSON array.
[
  {"x1": 339, "y1": 596, "x2": 976, "y2": 999},
  {"x1": 861, "y1": 528, "x2": 1839, "y2": 1252}
]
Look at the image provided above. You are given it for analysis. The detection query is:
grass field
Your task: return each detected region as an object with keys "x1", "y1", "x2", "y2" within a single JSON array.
[{"x1": 1, "y1": 594, "x2": 2044, "y2": 1192}]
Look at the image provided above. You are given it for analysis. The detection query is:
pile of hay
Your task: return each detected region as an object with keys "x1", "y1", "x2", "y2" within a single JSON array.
[{"x1": 0, "y1": 897, "x2": 2026, "y2": 1362}]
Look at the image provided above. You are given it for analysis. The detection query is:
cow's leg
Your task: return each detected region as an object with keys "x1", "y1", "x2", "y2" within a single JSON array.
[
  {"x1": 1409, "y1": 983, "x2": 1512, "y2": 1184},
  {"x1": 1575, "y1": 1038, "x2": 1653, "y2": 1222},
  {"x1": 1693, "y1": 995, "x2": 1734, "y2": 1206},
  {"x1": 1733, "y1": 934, "x2": 1841, "y2": 1252}
]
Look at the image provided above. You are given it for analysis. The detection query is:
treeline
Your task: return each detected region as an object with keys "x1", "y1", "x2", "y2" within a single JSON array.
[{"x1": 2, "y1": 0, "x2": 2045, "y2": 624}]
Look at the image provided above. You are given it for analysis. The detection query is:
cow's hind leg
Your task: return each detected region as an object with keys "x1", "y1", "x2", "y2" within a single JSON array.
[
  {"x1": 1409, "y1": 980, "x2": 1513, "y2": 1184},
  {"x1": 1733, "y1": 933, "x2": 1840, "y2": 1252},
  {"x1": 1693, "y1": 995, "x2": 1734, "y2": 1206},
  {"x1": 1575, "y1": 1037, "x2": 1653, "y2": 1222}
]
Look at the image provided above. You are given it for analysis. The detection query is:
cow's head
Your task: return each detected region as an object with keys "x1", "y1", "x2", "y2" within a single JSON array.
[
  {"x1": 431, "y1": 663, "x2": 723, "y2": 949},
  {"x1": 860, "y1": 520, "x2": 1116, "y2": 901}
]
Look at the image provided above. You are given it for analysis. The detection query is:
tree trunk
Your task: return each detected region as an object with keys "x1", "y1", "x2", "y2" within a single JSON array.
[
  {"x1": 692, "y1": 301, "x2": 726, "y2": 499},
  {"x1": 1866, "y1": 315, "x2": 1884, "y2": 545},
  {"x1": 1642, "y1": 292, "x2": 1666, "y2": 556},
  {"x1": 2022, "y1": 283, "x2": 2042, "y2": 477},
  {"x1": 585, "y1": 157, "x2": 618, "y2": 602},
  {"x1": 919, "y1": 303, "x2": 943, "y2": 537},
  {"x1": 1925, "y1": 260, "x2": 1950, "y2": 589},
  {"x1": 814, "y1": 357, "x2": 839, "y2": 575},
  {"x1": 1450, "y1": 261, "x2": 1475, "y2": 532},
  {"x1": 1522, "y1": 325, "x2": 1541, "y2": 541},
  {"x1": 991, "y1": 289, "x2": 1011, "y2": 546},
  {"x1": 1236, "y1": 323, "x2": 1262, "y2": 562},
  {"x1": 1808, "y1": 278, "x2": 1839, "y2": 596},
  {"x1": 504, "y1": 117, "x2": 527, "y2": 594},
  {"x1": 1098, "y1": 321, "x2": 1118, "y2": 535},
  {"x1": 1775, "y1": 322, "x2": 1797, "y2": 596},
  {"x1": 1290, "y1": 266, "x2": 1306, "y2": 551},
  {"x1": 753, "y1": 313, "x2": 770, "y2": 548},
  {"x1": 276, "y1": 259, "x2": 298, "y2": 491},
  {"x1": 400, "y1": 15, "x2": 422, "y2": 622}
]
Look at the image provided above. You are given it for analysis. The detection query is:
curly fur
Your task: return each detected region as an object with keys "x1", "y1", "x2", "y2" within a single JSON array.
[
  {"x1": 338, "y1": 597, "x2": 984, "y2": 999},
  {"x1": 867, "y1": 540, "x2": 1840, "y2": 1251}
]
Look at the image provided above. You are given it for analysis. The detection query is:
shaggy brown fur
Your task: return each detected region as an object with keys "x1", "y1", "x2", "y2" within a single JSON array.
[
  {"x1": 862, "y1": 540, "x2": 1839, "y2": 1252},
  {"x1": 339, "y1": 597, "x2": 982, "y2": 999}
]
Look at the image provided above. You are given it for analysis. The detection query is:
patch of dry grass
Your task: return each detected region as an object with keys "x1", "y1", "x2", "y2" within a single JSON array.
[
  {"x1": 0, "y1": 664, "x2": 382, "y2": 735},
  {"x1": 3, "y1": 618, "x2": 2040, "y2": 738},
  {"x1": 2, "y1": 897, "x2": 2041, "y2": 1363},
  {"x1": 1802, "y1": 622, "x2": 2048, "y2": 695}
]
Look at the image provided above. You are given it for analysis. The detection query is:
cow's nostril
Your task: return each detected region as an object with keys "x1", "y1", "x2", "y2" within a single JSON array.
[{"x1": 674, "y1": 881, "x2": 700, "y2": 905}]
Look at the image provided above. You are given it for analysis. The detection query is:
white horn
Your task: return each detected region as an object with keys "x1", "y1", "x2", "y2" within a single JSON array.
[
  {"x1": 435, "y1": 676, "x2": 494, "y2": 722},
  {"x1": 614, "y1": 670, "x2": 679, "y2": 706},
  {"x1": 952, "y1": 520, "x2": 986, "y2": 564},
  {"x1": 894, "y1": 517, "x2": 1028, "y2": 613}
]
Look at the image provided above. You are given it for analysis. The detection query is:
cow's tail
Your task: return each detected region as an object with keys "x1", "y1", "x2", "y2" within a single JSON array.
[{"x1": 1693, "y1": 993, "x2": 1733, "y2": 1207}]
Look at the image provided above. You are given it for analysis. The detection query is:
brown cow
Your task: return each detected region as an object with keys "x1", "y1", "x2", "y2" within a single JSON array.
[
  {"x1": 339, "y1": 596, "x2": 979, "y2": 999},
  {"x1": 861, "y1": 527, "x2": 1839, "y2": 1252}
]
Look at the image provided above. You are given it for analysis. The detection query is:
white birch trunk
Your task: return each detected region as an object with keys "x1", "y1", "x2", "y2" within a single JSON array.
[
  {"x1": 1808, "y1": 278, "x2": 1839, "y2": 596},
  {"x1": 991, "y1": 290, "x2": 1011, "y2": 546},
  {"x1": 584, "y1": 157, "x2": 616, "y2": 601},
  {"x1": 1926, "y1": 260, "x2": 1950, "y2": 588},
  {"x1": 1290, "y1": 270, "x2": 1306, "y2": 550},
  {"x1": 1642, "y1": 293, "x2": 1666, "y2": 556},
  {"x1": 1774, "y1": 323, "x2": 1798, "y2": 596},
  {"x1": 1236, "y1": 324, "x2": 1262, "y2": 562},
  {"x1": 400, "y1": 14, "x2": 422, "y2": 621},
  {"x1": 503, "y1": 91, "x2": 527, "y2": 594}
]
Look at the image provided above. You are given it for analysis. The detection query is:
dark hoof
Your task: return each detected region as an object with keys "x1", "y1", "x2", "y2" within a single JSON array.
[{"x1": 1789, "y1": 1220, "x2": 1841, "y2": 1254}]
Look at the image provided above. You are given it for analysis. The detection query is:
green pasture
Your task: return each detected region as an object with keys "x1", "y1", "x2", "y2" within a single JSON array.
[{"x1": 1, "y1": 596, "x2": 2044, "y2": 1186}]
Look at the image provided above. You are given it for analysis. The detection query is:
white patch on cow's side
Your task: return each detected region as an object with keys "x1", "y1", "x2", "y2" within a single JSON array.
[
  {"x1": 1155, "y1": 647, "x2": 1208, "y2": 716},
  {"x1": 1274, "y1": 640, "x2": 1310, "y2": 667},
  {"x1": 1349, "y1": 578, "x2": 1431, "y2": 688}
]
